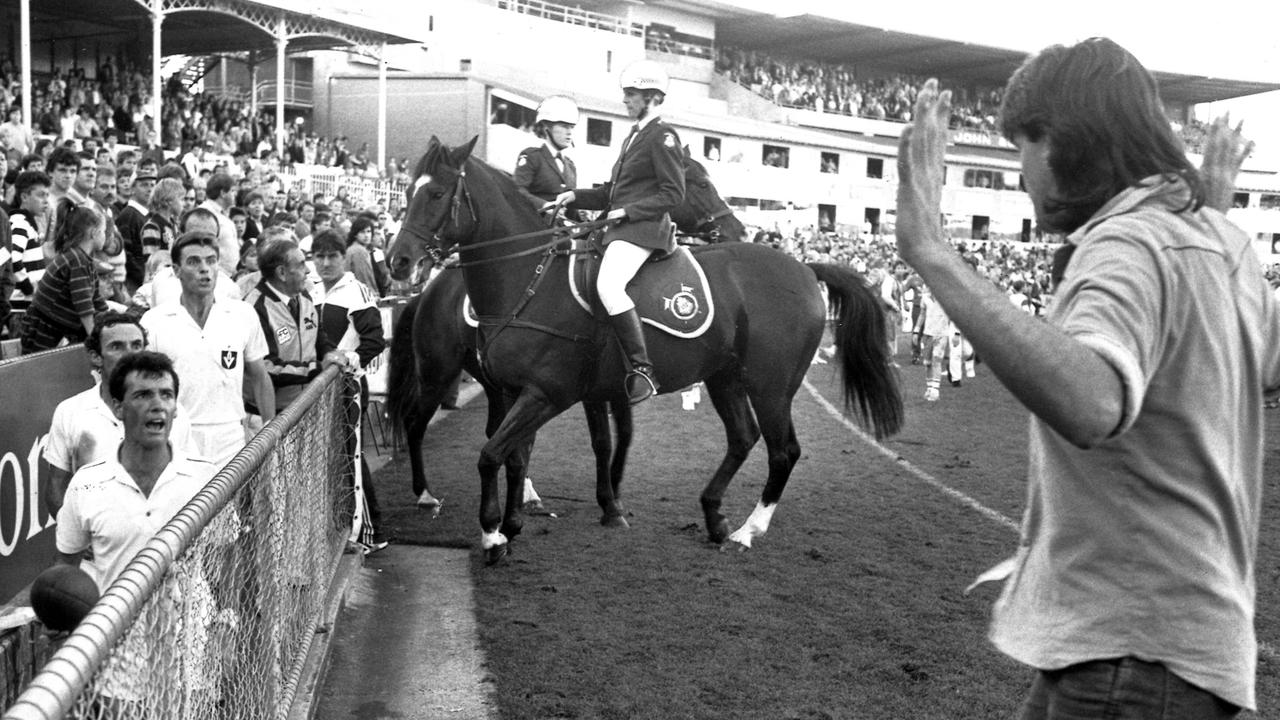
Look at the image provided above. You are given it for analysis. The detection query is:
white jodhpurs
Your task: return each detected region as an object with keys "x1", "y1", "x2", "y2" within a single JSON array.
[{"x1": 597, "y1": 239, "x2": 653, "y2": 316}]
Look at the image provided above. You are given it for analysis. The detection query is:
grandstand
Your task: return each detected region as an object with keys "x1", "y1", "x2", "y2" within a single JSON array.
[{"x1": 292, "y1": 0, "x2": 1280, "y2": 249}]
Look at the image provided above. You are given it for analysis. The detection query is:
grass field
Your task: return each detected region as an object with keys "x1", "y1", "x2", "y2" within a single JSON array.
[{"x1": 374, "y1": 336, "x2": 1280, "y2": 719}]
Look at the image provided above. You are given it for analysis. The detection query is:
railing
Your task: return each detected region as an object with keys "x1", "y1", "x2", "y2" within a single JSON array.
[
  {"x1": 255, "y1": 80, "x2": 314, "y2": 108},
  {"x1": 2, "y1": 367, "x2": 359, "y2": 720},
  {"x1": 277, "y1": 165, "x2": 409, "y2": 213},
  {"x1": 494, "y1": 0, "x2": 643, "y2": 37}
]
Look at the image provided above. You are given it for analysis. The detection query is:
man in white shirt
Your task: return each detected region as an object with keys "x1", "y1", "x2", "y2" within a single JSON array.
[
  {"x1": 141, "y1": 232, "x2": 275, "y2": 466},
  {"x1": 43, "y1": 311, "x2": 194, "y2": 515},
  {"x1": 198, "y1": 173, "x2": 241, "y2": 278}
]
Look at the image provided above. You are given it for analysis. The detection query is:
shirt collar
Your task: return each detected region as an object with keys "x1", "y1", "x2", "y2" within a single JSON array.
[
  {"x1": 1066, "y1": 174, "x2": 1192, "y2": 245},
  {"x1": 634, "y1": 113, "x2": 660, "y2": 133},
  {"x1": 542, "y1": 141, "x2": 565, "y2": 158}
]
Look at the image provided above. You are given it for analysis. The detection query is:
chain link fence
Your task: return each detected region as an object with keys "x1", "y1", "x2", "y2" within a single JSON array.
[{"x1": 4, "y1": 367, "x2": 360, "y2": 720}]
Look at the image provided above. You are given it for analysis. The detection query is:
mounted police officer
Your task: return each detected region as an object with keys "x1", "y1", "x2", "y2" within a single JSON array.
[
  {"x1": 515, "y1": 96, "x2": 579, "y2": 210},
  {"x1": 551, "y1": 60, "x2": 685, "y2": 405}
]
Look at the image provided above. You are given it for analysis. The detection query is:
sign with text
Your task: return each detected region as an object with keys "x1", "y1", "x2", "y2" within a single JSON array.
[{"x1": 0, "y1": 347, "x2": 92, "y2": 603}]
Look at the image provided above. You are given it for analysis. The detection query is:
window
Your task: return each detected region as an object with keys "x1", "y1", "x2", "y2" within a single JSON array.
[
  {"x1": 820, "y1": 152, "x2": 839, "y2": 174},
  {"x1": 762, "y1": 145, "x2": 789, "y2": 168},
  {"x1": 704, "y1": 136, "x2": 721, "y2": 161},
  {"x1": 490, "y1": 97, "x2": 534, "y2": 130},
  {"x1": 587, "y1": 118, "x2": 612, "y2": 147},
  {"x1": 1256, "y1": 193, "x2": 1280, "y2": 210},
  {"x1": 818, "y1": 204, "x2": 836, "y2": 231},
  {"x1": 866, "y1": 157, "x2": 883, "y2": 179}
]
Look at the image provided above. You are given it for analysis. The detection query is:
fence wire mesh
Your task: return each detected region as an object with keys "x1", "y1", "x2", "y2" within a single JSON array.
[{"x1": 4, "y1": 368, "x2": 360, "y2": 720}]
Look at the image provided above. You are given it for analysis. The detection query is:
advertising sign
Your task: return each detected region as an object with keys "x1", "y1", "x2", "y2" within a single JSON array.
[{"x1": 0, "y1": 347, "x2": 92, "y2": 603}]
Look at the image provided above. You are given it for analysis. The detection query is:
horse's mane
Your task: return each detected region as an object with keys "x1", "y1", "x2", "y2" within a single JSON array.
[{"x1": 463, "y1": 155, "x2": 544, "y2": 227}]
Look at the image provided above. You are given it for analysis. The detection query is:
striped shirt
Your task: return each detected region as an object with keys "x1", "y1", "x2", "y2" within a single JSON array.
[
  {"x1": 9, "y1": 209, "x2": 47, "y2": 295},
  {"x1": 27, "y1": 246, "x2": 106, "y2": 332}
]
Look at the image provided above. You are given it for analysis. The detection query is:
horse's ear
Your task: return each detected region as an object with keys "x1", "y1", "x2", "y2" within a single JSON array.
[
  {"x1": 449, "y1": 136, "x2": 479, "y2": 168},
  {"x1": 426, "y1": 135, "x2": 441, "y2": 153}
]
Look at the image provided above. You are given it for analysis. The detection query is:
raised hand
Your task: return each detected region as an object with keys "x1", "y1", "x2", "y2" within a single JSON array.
[
  {"x1": 1200, "y1": 114, "x2": 1253, "y2": 213},
  {"x1": 895, "y1": 79, "x2": 952, "y2": 268}
]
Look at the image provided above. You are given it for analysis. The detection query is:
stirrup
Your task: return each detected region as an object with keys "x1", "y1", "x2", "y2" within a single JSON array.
[{"x1": 625, "y1": 368, "x2": 658, "y2": 405}]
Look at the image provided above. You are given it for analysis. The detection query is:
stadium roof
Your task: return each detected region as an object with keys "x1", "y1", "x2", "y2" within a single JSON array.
[
  {"x1": 5, "y1": 0, "x2": 420, "y2": 57},
  {"x1": 633, "y1": 2, "x2": 1280, "y2": 105}
]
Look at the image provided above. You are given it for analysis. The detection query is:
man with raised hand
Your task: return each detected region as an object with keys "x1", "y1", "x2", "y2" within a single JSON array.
[{"x1": 896, "y1": 39, "x2": 1280, "y2": 717}]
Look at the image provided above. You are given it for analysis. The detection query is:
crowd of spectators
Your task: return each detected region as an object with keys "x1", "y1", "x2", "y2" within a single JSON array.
[{"x1": 716, "y1": 46, "x2": 1005, "y2": 133}]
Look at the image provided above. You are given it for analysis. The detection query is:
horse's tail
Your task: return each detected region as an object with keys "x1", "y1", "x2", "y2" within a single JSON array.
[
  {"x1": 807, "y1": 263, "x2": 904, "y2": 439},
  {"x1": 386, "y1": 293, "x2": 423, "y2": 432}
]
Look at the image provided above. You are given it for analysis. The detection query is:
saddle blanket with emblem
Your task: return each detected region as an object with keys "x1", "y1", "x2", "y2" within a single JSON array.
[{"x1": 461, "y1": 245, "x2": 715, "y2": 338}]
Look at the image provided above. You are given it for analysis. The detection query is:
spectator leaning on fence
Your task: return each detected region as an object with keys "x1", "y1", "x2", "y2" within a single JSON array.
[
  {"x1": 310, "y1": 228, "x2": 388, "y2": 553},
  {"x1": 54, "y1": 350, "x2": 233, "y2": 715}
]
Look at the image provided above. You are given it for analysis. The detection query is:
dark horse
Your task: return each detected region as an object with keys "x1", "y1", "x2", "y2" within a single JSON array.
[
  {"x1": 386, "y1": 150, "x2": 747, "y2": 512},
  {"x1": 389, "y1": 137, "x2": 902, "y2": 563}
]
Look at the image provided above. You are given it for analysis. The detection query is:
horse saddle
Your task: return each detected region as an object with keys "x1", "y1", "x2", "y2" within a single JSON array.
[
  {"x1": 461, "y1": 238, "x2": 715, "y2": 338},
  {"x1": 569, "y1": 238, "x2": 714, "y2": 338}
]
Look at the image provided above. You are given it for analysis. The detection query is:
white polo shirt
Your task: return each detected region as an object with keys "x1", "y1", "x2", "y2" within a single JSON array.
[
  {"x1": 55, "y1": 451, "x2": 218, "y2": 591},
  {"x1": 43, "y1": 384, "x2": 195, "y2": 473},
  {"x1": 140, "y1": 299, "x2": 268, "y2": 427}
]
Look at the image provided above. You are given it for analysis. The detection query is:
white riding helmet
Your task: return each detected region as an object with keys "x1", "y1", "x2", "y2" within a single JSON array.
[
  {"x1": 618, "y1": 60, "x2": 669, "y2": 94},
  {"x1": 536, "y1": 96, "x2": 579, "y2": 126}
]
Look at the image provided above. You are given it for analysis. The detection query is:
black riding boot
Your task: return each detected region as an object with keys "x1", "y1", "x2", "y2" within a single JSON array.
[{"x1": 608, "y1": 308, "x2": 658, "y2": 405}]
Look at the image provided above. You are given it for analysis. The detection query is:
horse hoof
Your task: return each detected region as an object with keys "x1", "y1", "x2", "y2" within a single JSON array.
[
  {"x1": 707, "y1": 520, "x2": 730, "y2": 545},
  {"x1": 417, "y1": 495, "x2": 442, "y2": 518},
  {"x1": 484, "y1": 543, "x2": 509, "y2": 566},
  {"x1": 600, "y1": 514, "x2": 630, "y2": 529},
  {"x1": 523, "y1": 500, "x2": 549, "y2": 515}
]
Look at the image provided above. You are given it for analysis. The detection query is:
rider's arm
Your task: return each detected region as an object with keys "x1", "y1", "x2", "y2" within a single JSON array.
[{"x1": 622, "y1": 129, "x2": 685, "y2": 221}]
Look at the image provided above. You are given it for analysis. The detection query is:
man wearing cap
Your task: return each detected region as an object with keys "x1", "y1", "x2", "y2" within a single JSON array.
[
  {"x1": 515, "y1": 96, "x2": 579, "y2": 212},
  {"x1": 553, "y1": 60, "x2": 685, "y2": 405},
  {"x1": 116, "y1": 165, "x2": 157, "y2": 293}
]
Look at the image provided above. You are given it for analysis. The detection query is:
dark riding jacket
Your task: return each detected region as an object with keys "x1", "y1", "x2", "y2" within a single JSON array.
[
  {"x1": 570, "y1": 116, "x2": 685, "y2": 252},
  {"x1": 514, "y1": 143, "x2": 577, "y2": 211}
]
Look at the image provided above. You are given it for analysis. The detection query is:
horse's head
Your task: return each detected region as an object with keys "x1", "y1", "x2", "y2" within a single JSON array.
[
  {"x1": 670, "y1": 146, "x2": 747, "y2": 243},
  {"x1": 388, "y1": 135, "x2": 479, "y2": 282}
]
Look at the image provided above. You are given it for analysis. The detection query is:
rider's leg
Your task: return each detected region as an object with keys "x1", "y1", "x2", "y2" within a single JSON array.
[{"x1": 597, "y1": 240, "x2": 658, "y2": 405}]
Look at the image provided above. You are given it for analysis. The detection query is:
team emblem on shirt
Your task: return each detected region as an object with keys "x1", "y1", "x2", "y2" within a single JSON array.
[
  {"x1": 663, "y1": 133, "x2": 675, "y2": 148},
  {"x1": 277, "y1": 327, "x2": 294, "y2": 344},
  {"x1": 221, "y1": 350, "x2": 239, "y2": 369},
  {"x1": 517, "y1": 155, "x2": 528, "y2": 167},
  {"x1": 663, "y1": 285, "x2": 699, "y2": 320}
]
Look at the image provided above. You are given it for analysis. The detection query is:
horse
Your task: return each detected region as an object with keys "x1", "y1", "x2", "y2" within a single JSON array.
[
  {"x1": 388, "y1": 136, "x2": 903, "y2": 564},
  {"x1": 385, "y1": 149, "x2": 747, "y2": 514}
]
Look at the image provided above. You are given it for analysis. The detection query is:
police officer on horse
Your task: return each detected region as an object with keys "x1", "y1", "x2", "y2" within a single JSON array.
[
  {"x1": 515, "y1": 96, "x2": 579, "y2": 210},
  {"x1": 551, "y1": 60, "x2": 686, "y2": 405}
]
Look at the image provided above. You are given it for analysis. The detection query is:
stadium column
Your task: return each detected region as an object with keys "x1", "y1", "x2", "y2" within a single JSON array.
[
  {"x1": 377, "y1": 42, "x2": 388, "y2": 173},
  {"x1": 151, "y1": 0, "x2": 163, "y2": 150},
  {"x1": 276, "y1": 15, "x2": 288, "y2": 153},
  {"x1": 19, "y1": 0, "x2": 30, "y2": 128}
]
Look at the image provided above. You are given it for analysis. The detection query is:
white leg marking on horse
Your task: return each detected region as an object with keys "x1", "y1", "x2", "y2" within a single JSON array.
[
  {"x1": 481, "y1": 530, "x2": 508, "y2": 550},
  {"x1": 727, "y1": 502, "x2": 776, "y2": 549},
  {"x1": 522, "y1": 477, "x2": 542, "y2": 504}
]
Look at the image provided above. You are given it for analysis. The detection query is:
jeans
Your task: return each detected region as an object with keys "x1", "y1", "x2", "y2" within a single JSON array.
[{"x1": 1017, "y1": 657, "x2": 1241, "y2": 720}]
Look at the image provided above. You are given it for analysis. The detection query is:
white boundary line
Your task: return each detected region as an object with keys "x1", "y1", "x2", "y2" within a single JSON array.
[
  {"x1": 802, "y1": 378, "x2": 1020, "y2": 533},
  {"x1": 802, "y1": 379, "x2": 1280, "y2": 663}
]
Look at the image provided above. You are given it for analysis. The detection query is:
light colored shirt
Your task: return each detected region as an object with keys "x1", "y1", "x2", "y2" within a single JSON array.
[
  {"x1": 140, "y1": 298, "x2": 268, "y2": 427},
  {"x1": 43, "y1": 383, "x2": 194, "y2": 473},
  {"x1": 987, "y1": 177, "x2": 1280, "y2": 711},
  {"x1": 198, "y1": 199, "x2": 242, "y2": 278}
]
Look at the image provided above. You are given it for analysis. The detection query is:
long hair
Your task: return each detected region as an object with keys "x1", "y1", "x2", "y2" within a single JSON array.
[
  {"x1": 999, "y1": 37, "x2": 1203, "y2": 235},
  {"x1": 53, "y1": 203, "x2": 104, "y2": 253}
]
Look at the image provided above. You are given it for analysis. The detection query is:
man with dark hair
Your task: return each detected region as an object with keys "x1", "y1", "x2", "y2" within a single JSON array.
[
  {"x1": 311, "y1": 229, "x2": 388, "y2": 552},
  {"x1": 896, "y1": 39, "x2": 1280, "y2": 716},
  {"x1": 9, "y1": 170, "x2": 52, "y2": 297},
  {"x1": 44, "y1": 147, "x2": 81, "y2": 241},
  {"x1": 199, "y1": 173, "x2": 240, "y2": 277},
  {"x1": 142, "y1": 232, "x2": 275, "y2": 465},
  {"x1": 243, "y1": 237, "x2": 345, "y2": 411},
  {"x1": 43, "y1": 311, "x2": 192, "y2": 514}
]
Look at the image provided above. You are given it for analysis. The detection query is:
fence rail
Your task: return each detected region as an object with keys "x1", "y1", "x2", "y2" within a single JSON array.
[{"x1": 3, "y1": 367, "x2": 357, "y2": 720}]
